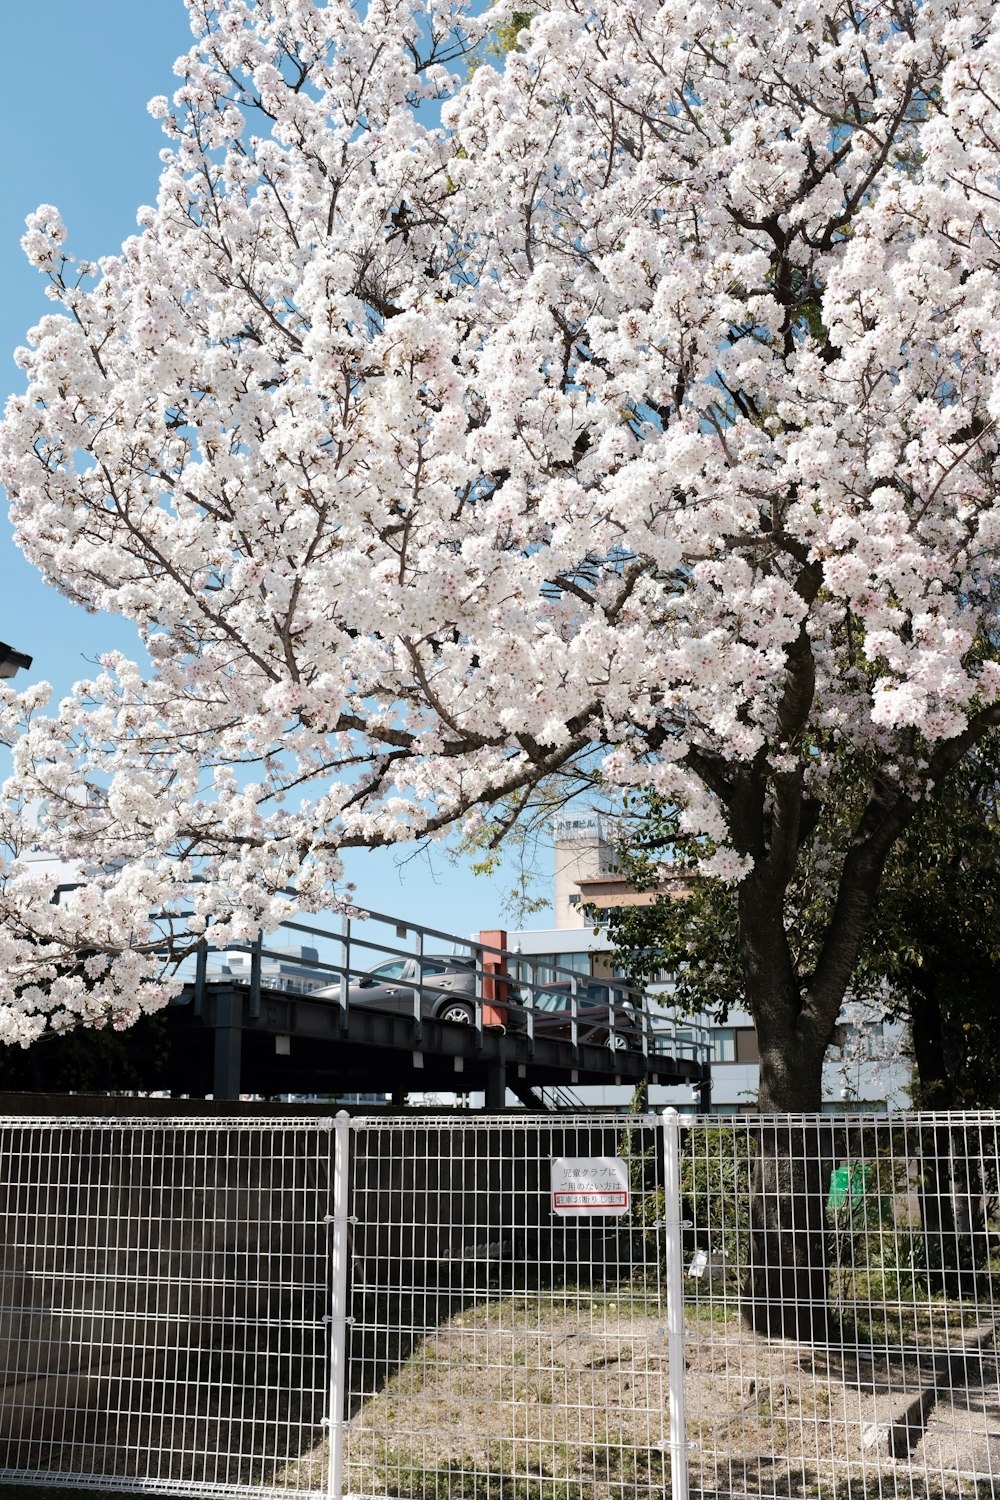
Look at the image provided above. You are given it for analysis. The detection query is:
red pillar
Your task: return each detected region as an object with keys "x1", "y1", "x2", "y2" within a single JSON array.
[{"x1": 478, "y1": 929, "x2": 510, "y2": 1027}]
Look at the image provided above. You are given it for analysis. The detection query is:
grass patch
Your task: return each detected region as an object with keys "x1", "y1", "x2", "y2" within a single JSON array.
[{"x1": 369, "y1": 1438, "x2": 669, "y2": 1500}]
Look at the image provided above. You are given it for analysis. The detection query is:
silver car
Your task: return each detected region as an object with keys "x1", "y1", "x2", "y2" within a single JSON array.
[{"x1": 316, "y1": 953, "x2": 522, "y2": 1027}]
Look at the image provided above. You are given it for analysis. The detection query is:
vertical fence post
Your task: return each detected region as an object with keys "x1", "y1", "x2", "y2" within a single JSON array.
[
  {"x1": 327, "y1": 1111, "x2": 352, "y2": 1500},
  {"x1": 662, "y1": 1108, "x2": 690, "y2": 1500}
]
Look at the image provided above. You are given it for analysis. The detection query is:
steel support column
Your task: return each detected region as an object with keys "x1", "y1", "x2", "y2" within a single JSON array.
[
  {"x1": 485, "y1": 1061, "x2": 507, "y2": 1110},
  {"x1": 212, "y1": 987, "x2": 243, "y2": 1100}
]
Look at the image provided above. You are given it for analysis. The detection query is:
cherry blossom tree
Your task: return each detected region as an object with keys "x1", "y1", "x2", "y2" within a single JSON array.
[
  {"x1": 606, "y1": 729, "x2": 1000, "y2": 1109},
  {"x1": 2, "y1": 0, "x2": 999, "y2": 1110}
]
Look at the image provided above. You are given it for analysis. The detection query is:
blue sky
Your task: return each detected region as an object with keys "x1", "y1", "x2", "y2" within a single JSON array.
[
  {"x1": 0, "y1": 4, "x2": 195, "y2": 693},
  {"x1": 0, "y1": 1, "x2": 551, "y2": 938}
]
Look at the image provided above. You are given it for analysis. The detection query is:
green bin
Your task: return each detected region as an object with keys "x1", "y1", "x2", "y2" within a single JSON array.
[{"x1": 828, "y1": 1161, "x2": 870, "y2": 1210}]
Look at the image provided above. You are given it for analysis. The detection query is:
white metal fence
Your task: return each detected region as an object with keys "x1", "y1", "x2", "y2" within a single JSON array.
[
  {"x1": 0, "y1": 1116, "x2": 335, "y2": 1498},
  {"x1": 0, "y1": 1110, "x2": 998, "y2": 1499},
  {"x1": 336, "y1": 1114, "x2": 681, "y2": 1500},
  {"x1": 679, "y1": 1112, "x2": 1000, "y2": 1500}
]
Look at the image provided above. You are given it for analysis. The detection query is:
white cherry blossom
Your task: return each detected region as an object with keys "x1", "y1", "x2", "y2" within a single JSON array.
[{"x1": 0, "y1": 0, "x2": 998, "y2": 1103}]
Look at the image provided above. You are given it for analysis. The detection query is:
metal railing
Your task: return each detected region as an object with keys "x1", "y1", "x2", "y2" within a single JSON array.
[{"x1": 173, "y1": 904, "x2": 711, "y2": 1069}]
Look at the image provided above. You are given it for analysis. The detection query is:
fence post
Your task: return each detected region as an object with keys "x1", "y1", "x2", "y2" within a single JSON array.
[
  {"x1": 662, "y1": 1108, "x2": 690, "y2": 1500},
  {"x1": 327, "y1": 1111, "x2": 352, "y2": 1500}
]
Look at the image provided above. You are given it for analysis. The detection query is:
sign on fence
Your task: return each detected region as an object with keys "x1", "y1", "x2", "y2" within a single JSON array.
[{"x1": 550, "y1": 1154, "x2": 631, "y2": 1214}]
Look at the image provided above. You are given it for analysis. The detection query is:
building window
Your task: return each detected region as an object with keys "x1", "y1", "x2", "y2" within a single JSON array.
[
  {"x1": 517, "y1": 956, "x2": 552, "y2": 985},
  {"x1": 517, "y1": 951, "x2": 592, "y2": 985},
  {"x1": 711, "y1": 1029, "x2": 736, "y2": 1063},
  {"x1": 700, "y1": 1027, "x2": 759, "y2": 1064},
  {"x1": 735, "y1": 1027, "x2": 759, "y2": 1064},
  {"x1": 832, "y1": 1022, "x2": 884, "y2": 1060},
  {"x1": 556, "y1": 951, "x2": 592, "y2": 975}
]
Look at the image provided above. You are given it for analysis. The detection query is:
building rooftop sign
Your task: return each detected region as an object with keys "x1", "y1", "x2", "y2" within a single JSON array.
[{"x1": 553, "y1": 813, "x2": 608, "y2": 843}]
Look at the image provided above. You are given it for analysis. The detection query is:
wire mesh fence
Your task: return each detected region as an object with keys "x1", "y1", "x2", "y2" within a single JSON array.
[
  {"x1": 336, "y1": 1111, "x2": 1000, "y2": 1500},
  {"x1": 0, "y1": 1116, "x2": 335, "y2": 1499},
  {"x1": 336, "y1": 1114, "x2": 677, "y2": 1500},
  {"x1": 0, "y1": 1109, "x2": 998, "y2": 1499},
  {"x1": 680, "y1": 1112, "x2": 1000, "y2": 1500}
]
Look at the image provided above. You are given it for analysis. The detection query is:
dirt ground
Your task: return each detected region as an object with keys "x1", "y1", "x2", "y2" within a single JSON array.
[
  {"x1": 277, "y1": 1294, "x2": 1000, "y2": 1500},
  {"x1": 0, "y1": 1295, "x2": 995, "y2": 1499}
]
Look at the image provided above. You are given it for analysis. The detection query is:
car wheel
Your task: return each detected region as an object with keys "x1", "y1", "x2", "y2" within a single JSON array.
[
  {"x1": 605, "y1": 1031, "x2": 629, "y2": 1051},
  {"x1": 438, "y1": 999, "x2": 476, "y2": 1026}
]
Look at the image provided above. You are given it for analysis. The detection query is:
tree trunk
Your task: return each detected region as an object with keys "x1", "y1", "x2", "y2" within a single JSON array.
[
  {"x1": 908, "y1": 983, "x2": 953, "y2": 1111},
  {"x1": 917, "y1": 1120, "x2": 991, "y2": 1298},
  {"x1": 733, "y1": 849, "x2": 838, "y2": 1343},
  {"x1": 741, "y1": 1031, "x2": 835, "y2": 1342},
  {"x1": 727, "y1": 762, "x2": 903, "y2": 1345},
  {"x1": 907, "y1": 986, "x2": 991, "y2": 1291},
  {"x1": 742, "y1": 1121, "x2": 833, "y2": 1341}
]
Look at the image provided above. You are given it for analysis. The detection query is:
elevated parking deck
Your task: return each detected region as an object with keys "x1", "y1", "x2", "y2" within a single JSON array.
[
  {"x1": 174, "y1": 907, "x2": 711, "y2": 1105},
  {"x1": 0, "y1": 905, "x2": 711, "y2": 1107},
  {"x1": 173, "y1": 974, "x2": 710, "y2": 1104}
]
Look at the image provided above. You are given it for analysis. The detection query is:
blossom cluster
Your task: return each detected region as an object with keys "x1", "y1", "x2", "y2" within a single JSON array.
[{"x1": 1, "y1": 0, "x2": 999, "y2": 1039}]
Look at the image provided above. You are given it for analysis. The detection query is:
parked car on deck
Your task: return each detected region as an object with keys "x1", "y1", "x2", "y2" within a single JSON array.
[
  {"x1": 315, "y1": 954, "x2": 525, "y2": 1028},
  {"x1": 525, "y1": 980, "x2": 640, "y2": 1049}
]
